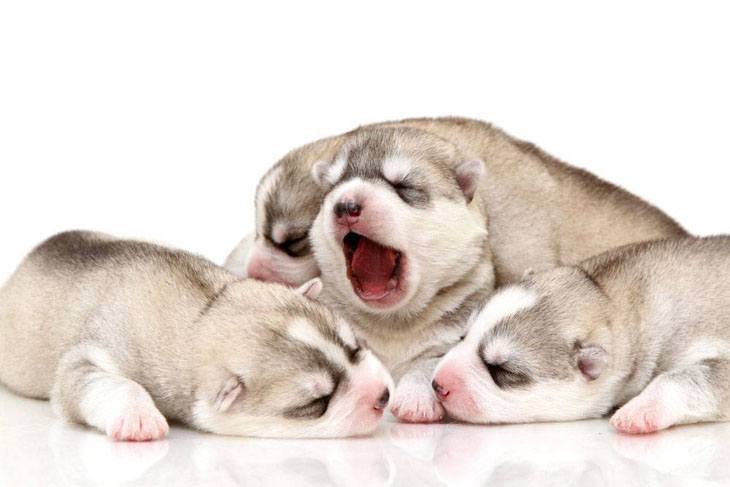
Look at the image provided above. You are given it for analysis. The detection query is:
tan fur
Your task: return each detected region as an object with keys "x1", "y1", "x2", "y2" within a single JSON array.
[
  {"x1": 228, "y1": 116, "x2": 686, "y2": 286},
  {"x1": 0, "y1": 231, "x2": 392, "y2": 439},
  {"x1": 436, "y1": 236, "x2": 730, "y2": 433},
  {"x1": 226, "y1": 116, "x2": 686, "y2": 423}
]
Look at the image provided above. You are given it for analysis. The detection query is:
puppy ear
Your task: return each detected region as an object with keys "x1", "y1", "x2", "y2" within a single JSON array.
[
  {"x1": 223, "y1": 232, "x2": 255, "y2": 277},
  {"x1": 454, "y1": 159, "x2": 484, "y2": 203},
  {"x1": 574, "y1": 343, "x2": 608, "y2": 381},
  {"x1": 296, "y1": 277, "x2": 323, "y2": 300},
  {"x1": 214, "y1": 376, "x2": 245, "y2": 412},
  {"x1": 311, "y1": 160, "x2": 332, "y2": 187}
]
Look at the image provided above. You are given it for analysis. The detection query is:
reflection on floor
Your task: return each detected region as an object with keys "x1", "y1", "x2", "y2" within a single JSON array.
[{"x1": 1, "y1": 386, "x2": 729, "y2": 486}]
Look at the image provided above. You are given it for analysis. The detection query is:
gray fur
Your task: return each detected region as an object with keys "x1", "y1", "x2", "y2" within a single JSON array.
[
  {"x1": 226, "y1": 116, "x2": 686, "y2": 422},
  {"x1": 229, "y1": 116, "x2": 686, "y2": 287},
  {"x1": 0, "y1": 231, "x2": 391, "y2": 439},
  {"x1": 446, "y1": 236, "x2": 730, "y2": 430}
]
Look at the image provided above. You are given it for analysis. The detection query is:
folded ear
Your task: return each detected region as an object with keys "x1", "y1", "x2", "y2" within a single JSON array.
[
  {"x1": 296, "y1": 277, "x2": 323, "y2": 300},
  {"x1": 311, "y1": 160, "x2": 330, "y2": 186},
  {"x1": 213, "y1": 376, "x2": 245, "y2": 412},
  {"x1": 312, "y1": 157, "x2": 347, "y2": 187},
  {"x1": 454, "y1": 159, "x2": 484, "y2": 203},
  {"x1": 574, "y1": 343, "x2": 608, "y2": 381}
]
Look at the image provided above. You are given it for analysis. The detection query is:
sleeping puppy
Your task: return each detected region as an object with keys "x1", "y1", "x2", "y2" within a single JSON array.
[
  {"x1": 226, "y1": 116, "x2": 686, "y2": 422},
  {"x1": 0, "y1": 231, "x2": 392, "y2": 441},
  {"x1": 224, "y1": 134, "x2": 345, "y2": 284},
  {"x1": 433, "y1": 236, "x2": 730, "y2": 434}
]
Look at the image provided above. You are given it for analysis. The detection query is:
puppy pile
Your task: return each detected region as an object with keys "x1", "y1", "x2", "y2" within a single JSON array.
[{"x1": 0, "y1": 116, "x2": 721, "y2": 441}]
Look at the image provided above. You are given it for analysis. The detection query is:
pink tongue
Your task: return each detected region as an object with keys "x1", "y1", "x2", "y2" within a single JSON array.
[{"x1": 350, "y1": 237, "x2": 398, "y2": 296}]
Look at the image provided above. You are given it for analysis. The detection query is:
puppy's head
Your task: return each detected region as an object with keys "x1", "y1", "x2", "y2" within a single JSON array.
[
  {"x1": 432, "y1": 267, "x2": 616, "y2": 424},
  {"x1": 230, "y1": 143, "x2": 334, "y2": 285},
  {"x1": 310, "y1": 127, "x2": 488, "y2": 315},
  {"x1": 192, "y1": 278, "x2": 394, "y2": 438}
]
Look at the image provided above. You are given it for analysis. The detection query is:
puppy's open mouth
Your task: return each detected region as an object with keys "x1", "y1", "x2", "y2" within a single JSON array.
[{"x1": 343, "y1": 232, "x2": 404, "y2": 302}]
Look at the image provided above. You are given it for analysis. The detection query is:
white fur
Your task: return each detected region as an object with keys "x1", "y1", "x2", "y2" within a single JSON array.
[
  {"x1": 466, "y1": 286, "x2": 537, "y2": 344},
  {"x1": 287, "y1": 318, "x2": 351, "y2": 368},
  {"x1": 313, "y1": 177, "x2": 487, "y2": 317},
  {"x1": 390, "y1": 357, "x2": 444, "y2": 423},
  {"x1": 382, "y1": 156, "x2": 412, "y2": 183},
  {"x1": 61, "y1": 346, "x2": 169, "y2": 440},
  {"x1": 435, "y1": 339, "x2": 614, "y2": 424},
  {"x1": 312, "y1": 157, "x2": 346, "y2": 186},
  {"x1": 271, "y1": 222, "x2": 289, "y2": 244},
  {"x1": 336, "y1": 318, "x2": 358, "y2": 349},
  {"x1": 191, "y1": 349, "x2": 392, "y2": 438},
  {"x1": 433, "y1": 286, "x2": 611, "y2": 424},
  {"x1": 223, "y1": 233, "x2": 254, "y2": 276}
]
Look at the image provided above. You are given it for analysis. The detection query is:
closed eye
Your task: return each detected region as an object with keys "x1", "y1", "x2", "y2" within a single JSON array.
[
  {"x1": 386, "y1": 179, "x2": 428, "y2": 206},
  {"x1": 483, "y1": 361, "x2": 530, "y2": 388},
  {"x1": 277, "y1": 233, "x2": 310, "y2": 258},
  {"x1": 285, "y1": 393, "x2": 332, "y2": 419}
]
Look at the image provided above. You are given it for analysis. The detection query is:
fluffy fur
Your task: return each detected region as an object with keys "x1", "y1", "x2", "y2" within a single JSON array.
[
  {"x1": 0, "y1": 231, "x2": 393, "y2": 441},
  {"x1": 225, "y1": 116, "x2": 687, "y2": 422},
  {"x1": 434, "y1": 236, "x2": 730, "y2": 433}
]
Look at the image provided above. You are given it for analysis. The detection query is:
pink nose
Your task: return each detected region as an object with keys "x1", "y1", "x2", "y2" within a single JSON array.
[
  {"x1": 373, "y1": 388, "x2": 390, "y2": 411},
  {"x1": 432, "y1": 379, "x2": 450, "y2": 400}
]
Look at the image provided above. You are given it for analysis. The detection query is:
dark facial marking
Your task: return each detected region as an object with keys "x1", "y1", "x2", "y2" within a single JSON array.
[
  {"x1": 477, "y1": 340, "x2": 533, "y2": 389},
  {"x1": 285, "y1": 394, "x2": 333, "y2": 419},
  {"x1": 385, "y1": 173, "x2": 430, "y2": 208},
  {"x1": 483, "y1": 360, "x2": 532, "y2": 388},
  {"x1": 283, "y1": 363, "x2": 343, "y2": 420},
  {"x1": 269, "y1": 230, "x2": 311, "y2": 258}
]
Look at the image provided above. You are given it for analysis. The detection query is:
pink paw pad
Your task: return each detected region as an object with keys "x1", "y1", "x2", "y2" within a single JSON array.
[
  {"x1": 390, "y1": 393, "x2": 445, "y2": 424},
  {"x1": 610, "y1": 402, "x2": 665, "y2": 434},
  {"x1": 108, "y1": 407, "x2": 169, "y2": 442}
]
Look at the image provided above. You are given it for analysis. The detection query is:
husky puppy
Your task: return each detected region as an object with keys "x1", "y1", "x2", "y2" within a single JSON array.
[
  {"x1": 224, "y1": 134, "x2": 346, "y2": 285},
  {"x1": 227, "y1": 117, "x2": 686, "y2": 422},
  {"x1": 226, "y1": 116, "x2": 685, "y2": 287},
  {"x1": 433, "y1": 236, "x2": 730, "y2": 433},
  {"x1": 309, "y1": 126, "x2": 494, "y2": 424},
  {"x1": 0, "y1": 231, "x2": 393, "y2": 441}
]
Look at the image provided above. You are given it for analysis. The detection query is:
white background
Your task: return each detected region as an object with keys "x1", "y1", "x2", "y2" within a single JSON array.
[
  {"x1": 2, "y1": 4, "x2": 730, "y2": 486},
  {"x1": 1, "y1": 1, "x2": 728, "y2": 281}
]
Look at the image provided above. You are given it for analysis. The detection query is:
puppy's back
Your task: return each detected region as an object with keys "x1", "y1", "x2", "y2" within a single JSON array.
[{"x1": 0, "y1": 231, "x2": 228, "y2": 398}]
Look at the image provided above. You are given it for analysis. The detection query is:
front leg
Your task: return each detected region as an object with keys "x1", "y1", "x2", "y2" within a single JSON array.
[
  {"x1": 610, "y1": 358, "x2": 730, "y2": 434},
  {"x1": 52, "y1": 345, "x2": 169, "y2": 441},
  {"x1": 390, "y1": 357, "x2": 445, "y2": 423}
]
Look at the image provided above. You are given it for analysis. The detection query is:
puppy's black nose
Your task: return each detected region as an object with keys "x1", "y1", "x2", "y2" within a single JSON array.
[
  {"x1": 345, "y1": 201, "x2": 361, "y2": 217},
  {"x1": 334, "y1": 200, "x2": 361, "y2": 218},
  {"x1": 375, "y1": 388, "x2": 390, "y2": 410}
]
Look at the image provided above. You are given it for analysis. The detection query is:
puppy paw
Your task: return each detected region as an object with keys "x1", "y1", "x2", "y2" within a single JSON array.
[
  {"x1": 107, "y1": 404, "x2": 169, "y2": 442},
  {"x1": 390, "y1": 384, "x2": 445, "y2": 423},
  {"x1": 610, "y1": 397, "x2": 667, "y2": 434}
]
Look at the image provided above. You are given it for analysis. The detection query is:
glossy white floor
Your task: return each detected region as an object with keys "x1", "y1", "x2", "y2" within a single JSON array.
[{"x1": 2, "y1": 387, "x2": 729, "y2": 486}]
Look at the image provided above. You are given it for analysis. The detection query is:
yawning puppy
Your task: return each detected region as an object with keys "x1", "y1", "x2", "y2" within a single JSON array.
[
  {"x1": 225, "y1": 116, "x2": 687, "y2": 422},
  {"x1": 310, "y1": 127, "x2": 494, "y2": 423},
  {"x1": 433, "y1": 236, "x2": 730, "y2": 433},
  {"x1": 0, "y1": 231, "x2": 392, "y2": 440}
]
